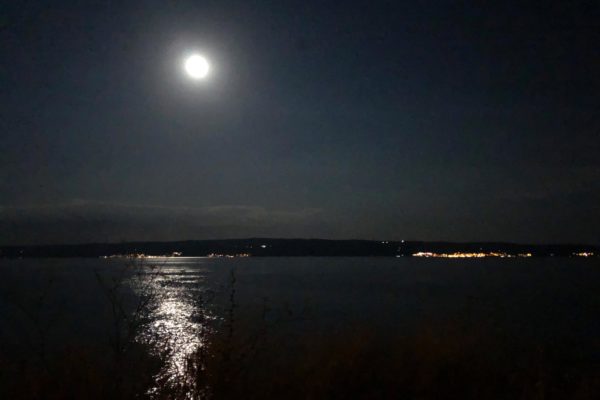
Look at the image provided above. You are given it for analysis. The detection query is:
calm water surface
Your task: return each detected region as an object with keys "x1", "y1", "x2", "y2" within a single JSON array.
[{"x1": 1, "y1": 257, "x2": 599, "y2": 386}]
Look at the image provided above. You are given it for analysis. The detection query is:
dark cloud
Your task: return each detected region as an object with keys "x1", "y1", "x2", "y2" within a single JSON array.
[{"x1": 0, "y1": 202, "x2": 326, "y2": 245}]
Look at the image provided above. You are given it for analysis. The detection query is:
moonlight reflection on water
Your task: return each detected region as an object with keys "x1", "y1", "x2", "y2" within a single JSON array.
[{"x1": 134, "y1": 258, "x2": 213, "y2": 391}]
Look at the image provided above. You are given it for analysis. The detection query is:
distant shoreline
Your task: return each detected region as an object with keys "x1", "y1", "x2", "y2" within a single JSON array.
[{"x1": 1, "y1": 238, "x2": 597, "y2": 258}]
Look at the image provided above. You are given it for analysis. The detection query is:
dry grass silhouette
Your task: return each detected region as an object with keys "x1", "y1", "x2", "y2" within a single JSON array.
[{"x1": 1, "y1": 265, "x2": 598, "y2": 399}]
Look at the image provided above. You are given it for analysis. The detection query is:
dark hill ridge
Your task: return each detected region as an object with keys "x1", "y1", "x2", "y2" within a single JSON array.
[{"x1": 0, "y1": 239, "x2": 598, "y2": 258}]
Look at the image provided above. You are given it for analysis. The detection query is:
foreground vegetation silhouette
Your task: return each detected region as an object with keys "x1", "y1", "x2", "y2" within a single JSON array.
[{"x1": 0, "y1": 261, "x2": 598, "y2": 399}]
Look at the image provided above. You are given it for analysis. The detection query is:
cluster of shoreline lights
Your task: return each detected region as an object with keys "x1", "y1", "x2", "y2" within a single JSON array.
[
  {"x1": 412, "y1": 252, "x2": 532, "y2": 258},
  {"x1": 573, "y1": 252, "x2": 595, "y2": 257},
  {"x1": 101, "y1": 252, "x2": 253, "y2": 259},
  {"x1": 100, "y1": 250, "x2": 595, "y2": 259},
  {"x1": 207, "y1": 253, "x2": 251, "y2": 258},
  {"x1": 102, "y1": 252, "x2": 183, "y2": 259},
  {"x1": 412, "y1": 251, "x2": 595, "y2": 258}
]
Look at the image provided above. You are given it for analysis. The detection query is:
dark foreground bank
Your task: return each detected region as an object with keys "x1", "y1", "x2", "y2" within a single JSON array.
[{"x1": 2, "y1": 320, "x2": 599, "y2": 399}]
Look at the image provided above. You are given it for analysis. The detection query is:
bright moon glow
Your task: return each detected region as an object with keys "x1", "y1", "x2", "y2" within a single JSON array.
[{"x1": 184, "y1": 55, "x2": 210, "y2": 79}]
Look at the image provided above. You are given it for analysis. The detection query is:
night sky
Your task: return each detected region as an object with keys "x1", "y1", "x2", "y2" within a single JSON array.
[{"x1": 1, "y1": 1, "x2": 598, "y2": 245}]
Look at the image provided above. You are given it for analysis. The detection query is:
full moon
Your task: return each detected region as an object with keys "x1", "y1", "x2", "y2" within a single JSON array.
[{"x1": 184, "y1": 54, "x2": 210, "y2": 79}]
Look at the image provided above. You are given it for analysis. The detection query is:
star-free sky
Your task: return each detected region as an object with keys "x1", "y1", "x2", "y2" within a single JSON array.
[{"x1": 1, "y1": 1, "x2": 598, "y2": 245}]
